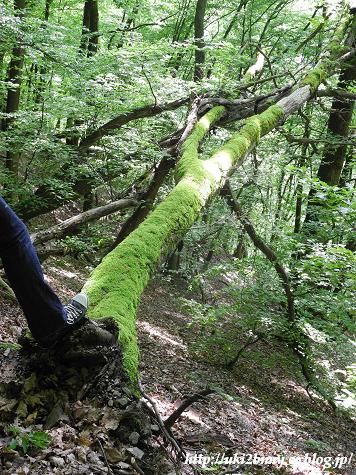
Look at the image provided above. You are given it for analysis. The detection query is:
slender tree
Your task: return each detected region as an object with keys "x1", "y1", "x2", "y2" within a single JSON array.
[
  {"x1": 2, "y1": 0, "x2": 26, "y2": 175},
  {"x1": 193, "y1": 0, "x2": 207, "y2": 81},
  {"x1": 80, "y1": 0, "x2": 99, "y2": 56}
]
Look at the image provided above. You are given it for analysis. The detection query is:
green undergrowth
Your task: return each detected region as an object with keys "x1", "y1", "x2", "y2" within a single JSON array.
[
  {"x1": 0, "y1": 342, "x2": 21, "y2": 350},
  {"x1": 5, "y1": 426, "x2": 51, "y2": 455}
]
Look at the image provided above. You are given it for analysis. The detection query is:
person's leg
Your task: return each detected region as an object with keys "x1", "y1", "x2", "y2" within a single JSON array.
[{"x1": 0, "y1": 195, "x2": 66, "y2": 341}]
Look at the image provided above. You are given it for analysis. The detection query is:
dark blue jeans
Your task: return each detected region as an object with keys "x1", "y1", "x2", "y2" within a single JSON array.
[{"x1": 0, "y1": 196, "x2": 66, "y2": 341}]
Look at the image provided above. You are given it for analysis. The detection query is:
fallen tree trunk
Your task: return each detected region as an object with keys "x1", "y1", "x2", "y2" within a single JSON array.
[
  {"x1": 30, "y1": 198, "x2": 138, "y2": 245},
  {"x1": 82, "y1": 18, "x2": 353, "y2": 381}
]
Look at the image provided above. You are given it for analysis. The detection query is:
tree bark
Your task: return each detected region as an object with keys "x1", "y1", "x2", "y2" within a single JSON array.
[
  {"x1": 80, "y1": 0, "x2": 99, "y2": 56},
  {"x1": 313, "y1": 65, "x2": 355, "y2": 185}
]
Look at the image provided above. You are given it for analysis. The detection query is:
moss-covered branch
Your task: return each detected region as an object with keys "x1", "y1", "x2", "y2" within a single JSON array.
[
  {"x1": 82, "y1": 16, "x2": 353, "y2": 381},
  {"x1": 83, "y1": 105, "x2": 225, "y2": 380}
]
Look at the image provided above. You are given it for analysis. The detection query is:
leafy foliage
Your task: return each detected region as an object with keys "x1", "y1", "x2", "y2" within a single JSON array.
[{"x1": 6, "y1": 426, "x2": 51, "y2": 455}]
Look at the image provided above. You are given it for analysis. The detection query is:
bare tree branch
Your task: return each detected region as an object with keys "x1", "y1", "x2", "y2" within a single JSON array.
[
  {"x1": 164, "y1": 389, "x2": 214, "y2": 429},
  {"x1": 78, "y1": 97, "x2": 189, "y2": 152},
  {"x1": 30, "y1": 198, "x2": 138, "y2": 245}
]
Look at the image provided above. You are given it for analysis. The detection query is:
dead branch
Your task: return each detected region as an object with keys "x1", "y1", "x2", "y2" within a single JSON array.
[
  {"x1": 317, "y1": 87, "x2": 356, "y2": 100},
  {"x1": 255, "y1": 46, "x2": 278, "y2": 88},
  {"x1": 30, "y1": 198, "x2": 138, "y2": 245},
  {"x1": 96, "y1": 438, "x2": 114, "y2": 475},
  {"x1": 79, "y1": 97, "x2": 189, "y2": 152},
  {"x1": 199, "y1": 84, "x2": 292, "y2": 108},
  {"x1": 164, "y1": 389, "x2": 214, "y2": 429},
  {"x1": 176, "y1": 95, "x2": 203, "y2": 153},
  {"x1": 138, "y1": 380, "x2": 185, "y2": 459},
  {"x1": 219, "y1": 84, "x2": 294, "y2": 124},
  {"x1": 36, "y1": 246, "x2": 78, "y2": 262},
  {"x1": 222, "y1": 181, "x2": 295, "y2": 323}
]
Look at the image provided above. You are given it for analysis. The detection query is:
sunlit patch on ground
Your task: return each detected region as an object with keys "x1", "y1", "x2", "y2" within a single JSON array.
[{"x1": 138, "y1": 320, "x2": 187, "y2": 350}]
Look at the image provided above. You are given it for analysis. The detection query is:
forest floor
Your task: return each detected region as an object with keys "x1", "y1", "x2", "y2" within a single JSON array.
[{"x1": 0, "y1": 255, "x2": 355, "y2": 475}]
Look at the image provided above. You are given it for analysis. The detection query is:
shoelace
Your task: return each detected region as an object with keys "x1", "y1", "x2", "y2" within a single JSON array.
[{"x1": 65, "y1": 303, "x2": 82, "y2": 325}]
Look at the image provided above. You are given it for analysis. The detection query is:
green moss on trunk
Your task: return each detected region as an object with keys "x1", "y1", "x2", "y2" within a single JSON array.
[
  {"x1": 83, "y1": 104, "x2": 285, "y2": 381},
  {"x1": 300, "y1": 15, "x2": 351, "y2": 93},
  {"x1": 302, "y1": 67, "x2": 327, "y2": 92}
]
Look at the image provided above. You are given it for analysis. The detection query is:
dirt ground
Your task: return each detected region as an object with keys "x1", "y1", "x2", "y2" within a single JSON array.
[{"x1": 0, "y1": 256, "x2": 355, "y2": 475}]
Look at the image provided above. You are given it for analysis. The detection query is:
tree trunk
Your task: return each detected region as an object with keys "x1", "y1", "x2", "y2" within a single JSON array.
[
  {"x1": 2, "y1": 0, "x2": 26, "y2": 175},
  {"x1": 193, "y1": 0, "x2": 207, "y2": 81},
  {"x1": 33, "y1": 0, "x2": 52, "y2": 105},
  {"x1": 311, "y1": 63, "x2": 355, "y2": 186},
  {"x1": 167, "y1": 240, "x2": 184, "y2": 270},
  {"x1": 82, "y1": 21, "x2": 352, "y2": 380},
  {"x1": 65, "y1": 0, "x2": 99, "y2": 202},
  {"x1": 294, "y1": 108, "x2": 313, "y2": 234},
  {"x1": 80, "y1": 0, "x2": 99, "y2": 56},
  {"x1": 304, "y1": 16, "x2": 356, "y2": 228}
]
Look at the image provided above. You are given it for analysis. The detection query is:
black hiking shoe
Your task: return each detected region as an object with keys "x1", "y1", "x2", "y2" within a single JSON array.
[
  {"x1": 37, "y1": 293, "x2": 89, "y2": 349},
  {"x1": 64, "y1": 293, "x2": 88, "y2": 325}
]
